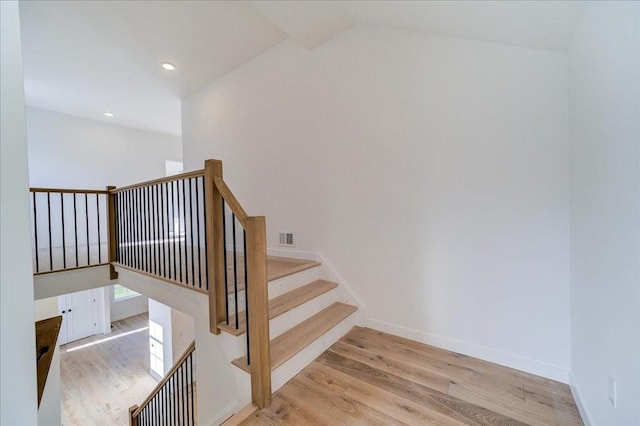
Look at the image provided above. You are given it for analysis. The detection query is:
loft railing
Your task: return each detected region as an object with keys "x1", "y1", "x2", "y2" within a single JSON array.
[
  {"x1": 129, "y1": 341, "x2": 196, "y2": 426},
  {"x1": 109, "y1": 170, "x2": 209, "y2": 293},
  {"x1": 30, "y1": 187, "x2": 109, "y2": 274},
  {"x1": 28, "y1": 159, "x2": 272, "y2": 411}
]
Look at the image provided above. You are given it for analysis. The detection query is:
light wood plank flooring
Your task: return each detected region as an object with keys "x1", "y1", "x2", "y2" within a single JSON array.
[
  {"x1": 60, "y1": 313, "x2": 157, "y2": 426},
  {"x1": 241, "y1": 327, "x2": 583, "y2": 426}
]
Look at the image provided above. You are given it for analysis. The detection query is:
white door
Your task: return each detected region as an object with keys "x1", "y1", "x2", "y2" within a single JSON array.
[{"x1": 58, "y1": 289, "x2": 98, "y2": 344}]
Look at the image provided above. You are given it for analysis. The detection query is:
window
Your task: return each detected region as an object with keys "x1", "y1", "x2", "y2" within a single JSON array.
[{"x1": 113, "y1": 284, "x2": 139, "y2": 301}]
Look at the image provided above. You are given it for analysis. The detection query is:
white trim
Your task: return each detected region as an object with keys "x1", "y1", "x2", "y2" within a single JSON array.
[
  {"x1": 569, "y1": 372, "x2": 593, "y2": 425},
  {"x1": 366, "y1": 317, "x2": 570, "y2": 384},
  {"x1": 267, "y1": 247, "x2": 319, "y2": 261}
]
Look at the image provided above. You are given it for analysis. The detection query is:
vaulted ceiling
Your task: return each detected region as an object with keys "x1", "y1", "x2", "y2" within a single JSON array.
[{"x1": 19, "y1": 1, "x2": 584, "y2": 137}]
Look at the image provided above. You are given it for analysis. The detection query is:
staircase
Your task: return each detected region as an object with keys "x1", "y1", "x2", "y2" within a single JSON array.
[{"x1": 220, "y1": 255, "x2": 358, "y2": 393}]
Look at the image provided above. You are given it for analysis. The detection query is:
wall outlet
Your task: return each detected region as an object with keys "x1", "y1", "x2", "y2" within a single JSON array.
[{"x1": 608, "y1": 378, "x2": 617, "y2": 408}]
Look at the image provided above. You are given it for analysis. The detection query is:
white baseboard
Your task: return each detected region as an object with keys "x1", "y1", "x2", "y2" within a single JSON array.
[
  {"x1": 267, "y1": 247, "x2": 319, "y2": 261},
  {"x1": 569, "y1": 372, "x2": 593, "y2": 425},
  {"x1": 366, "y1": 317, "x2": 570, "y2": 384}
]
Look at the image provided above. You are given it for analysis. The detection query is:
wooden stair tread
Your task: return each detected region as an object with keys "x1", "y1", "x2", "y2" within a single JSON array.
[
  {"x1": 232, "y1": 302, "x2": 357, "y2": 373},
  {"x1": 219, "y1": 280, "x2": 338, "y2": 336},
  {"x1": 225, "y1": 256, "x2": 321, "y2": 294}
]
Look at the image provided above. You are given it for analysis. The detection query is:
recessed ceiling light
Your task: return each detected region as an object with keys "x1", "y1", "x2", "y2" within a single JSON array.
[
  {"x1": 161, "y1": 62, "x2": 176, "y2": 71},
  {"x1": 103, "y1": 112, "x2": 114, "y2": 118}
]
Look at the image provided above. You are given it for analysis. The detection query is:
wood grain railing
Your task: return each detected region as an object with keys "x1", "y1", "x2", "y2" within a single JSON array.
[
  {"x1": 129, "y1": 341, "x2": 196, "y2": 426},
  {"x1": 30, "y1": 187, "x2": 110, "y2": 274},
  {"x1": 207, "y1": 160, "x2": 271, "y2": 409}
]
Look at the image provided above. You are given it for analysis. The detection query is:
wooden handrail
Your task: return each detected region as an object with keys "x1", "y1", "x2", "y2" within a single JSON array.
[
  {"x1": 110, "y1": 169, "x2": 204, "y2": 193},
  {"x1": 132, "y1": 340, "x2": 196, "y2": 418},
  {"x1": 30, "y1": 187, "x2": 108, "y2": 194},
  {"x1": 213, "y1": 177, "x2": 249, "y2": 227}
]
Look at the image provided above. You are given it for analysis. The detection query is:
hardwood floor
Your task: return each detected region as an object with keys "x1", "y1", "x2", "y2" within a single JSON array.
[
  {"x1": 60, "y1": 313, "x2": 157, "y2": 426},
  {"x1": 241, "y1": 327, "x2": 583, "y2": 426}
]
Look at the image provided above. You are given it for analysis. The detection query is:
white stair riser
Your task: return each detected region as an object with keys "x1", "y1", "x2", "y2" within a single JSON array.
[
  {"x1": 225, "y1": 266, "x2": 322, "y2": 313},
  {"x1": 268, "y1": 267, "x2": 320, "y2": 298},
  {"x1": 271, "y1": 313, "x2": 358, "y2": 392},
  {"x1": 269, "y1": 288, "x2": 340, "y2": 339}
]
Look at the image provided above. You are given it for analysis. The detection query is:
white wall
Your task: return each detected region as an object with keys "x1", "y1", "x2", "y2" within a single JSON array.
[
  {"x1": 111, "y1": 287, "x2": 148, "y2": 322},
  {"x1": 568, "y1": 2, "x2": 640, "y2": 424},
  {"x1": 183, "y1": 27, "x2": 571, "y2": 381},
  {"x1": 0, "y1": 2, "x2": 39, "y2": 424},
  {"x1": 171, "y1": 308, "x2": 195, "y2": 361},
  {"x1": 26, "y1": 106, "x2": 182, "y2": 189}
]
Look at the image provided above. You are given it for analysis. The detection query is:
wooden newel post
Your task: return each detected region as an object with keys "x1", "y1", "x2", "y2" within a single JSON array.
[
  {"x1": 246, "y1": 216, "x2": 271, "y2": 409},
  {"x1": 205, "y1": 159, "x2": 226, "y2": 334},
  {"x1": 106, "y1": 185, "x2": 118, "y2": 280},
  {"x1": 128, "y1": 405, "x2": 139, "y2": 426}
]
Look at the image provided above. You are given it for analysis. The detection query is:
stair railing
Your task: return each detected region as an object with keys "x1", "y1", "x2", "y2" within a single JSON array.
[
  {"x1": 109, "y1": 170, "x2": 209, "y2": 293},
  {"x1": 129, "y1": 341, "x2": 196, "y2": 426},
  {"x1": 206, "y1": 159, "x2": 271, "y2": 409},
  {"x1": 29, "y1": 159, "x2": 272, "y2": 410}
]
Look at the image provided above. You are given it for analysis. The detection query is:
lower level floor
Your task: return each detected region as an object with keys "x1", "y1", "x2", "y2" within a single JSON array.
[
  {"x1": 60, "y1": 313, "x2": 155, "y2": 425},
  {"x1": 240, "y1": 327, "x2": 582, "y2": 425}
]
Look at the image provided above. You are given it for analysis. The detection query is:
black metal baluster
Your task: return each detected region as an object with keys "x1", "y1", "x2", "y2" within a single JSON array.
[
  {"x1": 73, "y1": 194, "x2": 78, "y2": 267},
  {"x1": 147, "y1": 186, "x2": 152, "y2": 274},
  {"x1": 47, "y1": 192, "x2": 52, "y2": 271},
  {"x1": 244, "y1": 229, "x2": 250, "y2": 366},
  {"x1": 138, "y1": 188, "x2": 143, "y2": 271},
  {"x1": 180, "y1": 179, "x2": 187, "y2": 285},
  {"x1": 96, "y1": 193, "x2": 102, "y2": 263},
  {"x1": 181, "y1": 364, "x2": 186, "y2": 426},
  {"x1": 132, "y1": 190, "x2": 137, "y2": 269},
  {"x1": 126, "y1": 190, "x2": 132, "y2": 267},
  {"x1": 189, "y1": 178, "x2": 195, "y2": 288},
  {"x1": 85, "y1": 193, "x2": 90, "y2": 266},
  {"x1": 171, "y1": 181, "x2": 178, "y2": 281},
  {"x1": 114, "y1": 193, "x2": 119, "y2": 263},
  {"x1": 144, "y1": 186, "x2": 149, "y2": 272},
  {"x1": 153, "y1": 185, "x2": 159, "y2": 276},
  {"x1": 61, "y1": 193, "x2": 66, "y2": 269},
  {"x1": 172, "y1": 375, "x2": 177, "y2": 426},
  {"x1": 189, "y1": 352, "x2": 195, "y2": 425},
  {"x1": 162, "y1": 386, "x2": 167, "y2": 426},
  {"x1": 232, "y1": 213, "x2": 238, "y2": 329},
  {"x1": 161, "y1": 183, "x2": 167, "y2": 278},
  {"x1": 195, "y1": 178, "x2": 202, "y2": 288},
  {"x1": 33, "y1": 192, "x2": 39, "y2": 273},
  {"x1": 176, "y1": 180, "x2": 183, "y2": 283}
]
